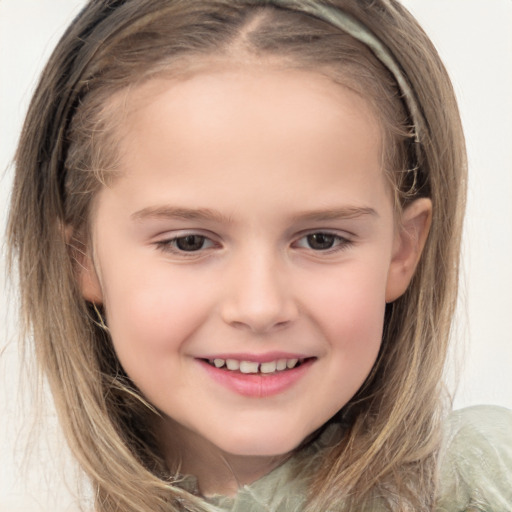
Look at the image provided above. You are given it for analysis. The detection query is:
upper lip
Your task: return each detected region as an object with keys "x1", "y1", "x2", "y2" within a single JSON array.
[{"x1": 196, "y1": 352, "x2": 312, "y2": 363}]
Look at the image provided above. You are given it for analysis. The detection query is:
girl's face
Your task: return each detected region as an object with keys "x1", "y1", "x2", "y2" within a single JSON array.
[{"x1": 80, "y1": 66, "x2": 430, "y2": 479}]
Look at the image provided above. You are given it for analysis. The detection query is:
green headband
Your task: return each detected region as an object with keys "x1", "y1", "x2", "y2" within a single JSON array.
[
  {"x1": 268, "y1": 0, "x2": 425, "y2": 148},
  {"x1": 43, "y1": 0, "x2": 424, "y2": 202}
]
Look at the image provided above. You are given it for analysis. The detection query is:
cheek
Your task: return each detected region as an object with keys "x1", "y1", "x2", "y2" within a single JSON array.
[
  {"x1": 100, "y1": 260, "x2": 212, "y2": 365},
  {"x1": 305, "y1": 260, "x2": 388, "y2": 339},
  {"x1": 327, "y1": 282, "x2": 386, "y2": 343},
  {"x1": 323, "y1": 294, "x2": 385, "y2": 416},
  {"x1": 301, "y1": 261, "x2": 388, "y2": 389}
]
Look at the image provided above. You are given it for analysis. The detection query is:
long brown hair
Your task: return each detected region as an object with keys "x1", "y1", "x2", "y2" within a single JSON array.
[{"x1": 8, "y1": 1, "x2": 466, "y2": 511}]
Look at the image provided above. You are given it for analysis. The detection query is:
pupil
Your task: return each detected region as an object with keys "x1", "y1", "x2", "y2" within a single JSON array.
[
  {"x1": 308, "y1": 233, "x2": 335, "y2": 250},
  {"x1": 176, "y1": 235, "x2": 205, "y2": 251}
]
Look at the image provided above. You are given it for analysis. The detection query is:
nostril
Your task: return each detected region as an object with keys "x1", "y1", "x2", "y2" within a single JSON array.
[
  {"x1": 220, "y1": 295, "x2": 299, "y2": 333},
  {"x1": 226, "y1": 317, "x2": 293, "y2": 334},
  {"x1": 219, "y1": 268, "x2": 299, "y2": 333}
]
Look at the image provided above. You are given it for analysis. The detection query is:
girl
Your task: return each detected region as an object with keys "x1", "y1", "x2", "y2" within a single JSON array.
[{"x1": 6, "y1": 1, "x2": 511, "y2": 511}]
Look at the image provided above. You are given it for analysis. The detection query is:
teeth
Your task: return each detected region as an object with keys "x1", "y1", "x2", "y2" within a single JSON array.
[
  {"x1": 240, "y1": 361, "x2": 259, "y2": 374},
  {"x1": 276, "y1": 359, "x2": 287, "y2": 371},
  {"x1": 260, "y1": 361, "x2": 277, "y2": 373},
  {"x1": 209, "y1": 357, "x2": 304, "y2": 373},
  {"x1": 226, "y1": 359, "x2": 240, "y2": 371}
]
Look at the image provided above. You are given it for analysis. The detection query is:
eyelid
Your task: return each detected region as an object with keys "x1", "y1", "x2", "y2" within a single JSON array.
[
  {"x1": 292, "y1": 230, "x2": 354, "y2": 252},
  {"x1": 152, "y1": 228, "x2": 355, "y2": 257},
  {"x1": 153, "y1": 230, "x2": 221, "y2": 255},
  {"x1": 152, "y1": 227, "x2": 220, "y2": 243}
]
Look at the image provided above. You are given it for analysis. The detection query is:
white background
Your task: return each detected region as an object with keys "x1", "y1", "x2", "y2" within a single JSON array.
[{"x1": 1, "y1": 1, "x2": 511, "y2": 510}]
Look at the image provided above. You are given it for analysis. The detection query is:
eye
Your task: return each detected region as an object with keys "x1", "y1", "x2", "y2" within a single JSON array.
[
  {"x1": 295, "y1": 232, "x2": 351, "y2": 251},
  {"x1": 175, "y1": 234, "x2": 208, "y2": 251},
  {"x1": 305, "y1": 233, "x2": 336, "y2": 250},
  {"x1": 155, "y1": 234, "x2": 216, "y2": 254}
]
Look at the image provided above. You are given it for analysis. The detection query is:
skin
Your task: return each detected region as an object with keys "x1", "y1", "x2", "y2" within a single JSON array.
[{"x1": 79, "y1": 66, "x2": 431, "y2": 497}]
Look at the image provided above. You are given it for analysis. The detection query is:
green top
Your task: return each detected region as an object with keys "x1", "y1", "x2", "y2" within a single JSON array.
[{"x1": 178, "y1": 405, "x2": 512, "y2": 512}]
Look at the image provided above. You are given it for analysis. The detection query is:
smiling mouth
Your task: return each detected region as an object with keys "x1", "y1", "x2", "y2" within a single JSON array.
[{"x1": 203, "y1": 357, "x2": 312, "y2": 374}]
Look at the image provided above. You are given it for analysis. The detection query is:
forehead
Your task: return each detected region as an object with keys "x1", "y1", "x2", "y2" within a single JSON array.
[
  {"x1": 113, "y1": 65, "x2": 383, "y2": 169},
  {"x1": 107, "y1": 56, "x2": 383, "y2": 133},
  {"x1": 93, "y1": 67, "x2": 391, "y2": 222}
]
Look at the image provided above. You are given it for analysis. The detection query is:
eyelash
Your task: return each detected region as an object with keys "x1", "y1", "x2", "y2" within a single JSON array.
[
  {"x1": 293, "y1": 232, "x2": 352, "y2": 253},
  {"x1": 154, "y1": 231, "x2": 353, "y2": 256},
  {"x1": 155, "y1": 234, "x2": 216, "y2": 255}
]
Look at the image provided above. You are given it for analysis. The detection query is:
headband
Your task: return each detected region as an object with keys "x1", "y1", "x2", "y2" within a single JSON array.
[
  {"x1": 44, "y1": 0, "x2": 425, "y2": 201},
  {"x1": 74, "y1": 0, "x2": 425, "y2": 142},
  {"x1": 267, "y1": 0, "x2": 425, "y2": 163}
]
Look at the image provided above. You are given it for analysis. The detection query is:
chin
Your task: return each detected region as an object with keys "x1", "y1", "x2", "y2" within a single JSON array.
[{"x1": 212, "y1": 426, "x2": 311, "y2": 458}]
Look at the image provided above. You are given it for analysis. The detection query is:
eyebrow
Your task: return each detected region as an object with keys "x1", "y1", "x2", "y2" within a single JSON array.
[
  {"x1": 131, "y1": 206, "x2": 233, "y2": 224},
  {"x1": 291, "y1": 206, "x2": 378, "y2": 223},
  {"x1": 131, "y1": 205, "x2": 378, "y2": 223}
]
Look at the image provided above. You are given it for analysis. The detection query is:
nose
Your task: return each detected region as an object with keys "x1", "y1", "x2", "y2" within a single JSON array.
[{"x1": 220, "y1": 249, "x2": 298, "y2": 334}]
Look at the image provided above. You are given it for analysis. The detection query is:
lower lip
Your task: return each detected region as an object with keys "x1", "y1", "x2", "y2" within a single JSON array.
[{"x1": 198, "y1": 359, "x2": 314, "y2": 398}]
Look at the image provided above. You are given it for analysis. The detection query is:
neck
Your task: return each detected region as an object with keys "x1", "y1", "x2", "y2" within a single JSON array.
[{"x1": 156, "y1": 416, "x2": 287, "y2": 497}]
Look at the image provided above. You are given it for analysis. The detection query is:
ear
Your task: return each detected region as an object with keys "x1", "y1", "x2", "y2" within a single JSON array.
[
  {"x1": 78, "y1": 251, "x2": 104, "y2": 303},
  {"x1": 65, "y1": 225, "x2": 104, "y2": 304},
  {"x1": 385, "y1": 198, "x2": 432, "y2": 303}
]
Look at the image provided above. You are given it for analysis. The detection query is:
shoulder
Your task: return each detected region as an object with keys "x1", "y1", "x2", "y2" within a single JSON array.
[{"x1": 436, "y1": 405, "x2": 512, "y2": 512}]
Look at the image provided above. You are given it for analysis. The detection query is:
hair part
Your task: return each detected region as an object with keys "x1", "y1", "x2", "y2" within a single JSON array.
[{"x1": 8, "y1": 1, "x2": 466, "y2": 511}]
